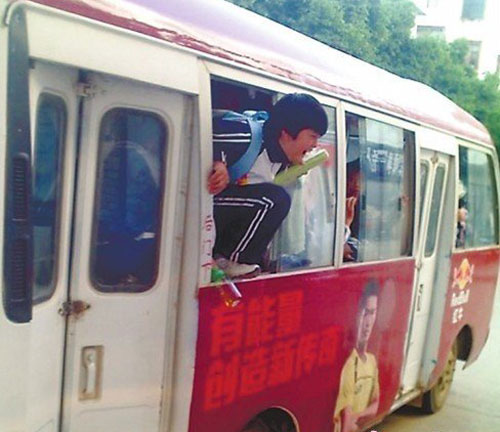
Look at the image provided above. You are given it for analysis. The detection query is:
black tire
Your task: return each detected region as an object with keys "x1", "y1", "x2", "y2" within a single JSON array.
[
  {"x1": 422, "y1": 340, "x2": 458, "y2": 413},
  {"x1": 241, "y1": 417, "x2": 272, "y2": 432},
  {"x1": 242, "y1": 409, "x2": 296, "y2": 432}
]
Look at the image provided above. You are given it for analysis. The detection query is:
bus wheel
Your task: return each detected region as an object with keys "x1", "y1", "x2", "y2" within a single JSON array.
[
  {"x1": 241, "y1": 408, "x2": 296, "y2": 432},
  {"x1": 422, "y1": 340, "x2": 458, "y2": 413}
]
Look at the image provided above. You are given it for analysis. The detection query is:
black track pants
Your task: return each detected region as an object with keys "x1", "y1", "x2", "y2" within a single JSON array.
[{"x1": 213, "y1": 183, "x2": 291, "y2": 265}]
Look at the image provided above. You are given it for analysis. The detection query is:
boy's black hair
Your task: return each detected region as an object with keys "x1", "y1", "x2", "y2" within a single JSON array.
[
  {"x1": 263, "y1": 93, "x2": 328, "y2": 143},
  {"x1": 359, "y1": 279, "x2": 379, "y2": 310}
]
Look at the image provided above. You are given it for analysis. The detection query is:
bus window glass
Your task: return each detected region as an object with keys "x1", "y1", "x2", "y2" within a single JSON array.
[
  {"x1": 275, "y1": 105, "x2": 336, "y2": 271},
  {"x1": 419, "y1": 162, "x2": 429, "y2": 234},
  {"x1": 425, "y1": 165, "x2": 445, "y2": 257},
  {"x1": 344, "y1": 113, "x2": 414, "y2": 263},
  {"x1": 33, "y1": 94, "x2": 66, "y2": 304},
  {"x1": 458, "y1": 147, "x2": 499, "y2": 248},
  {"x1": 91, "y1": 109, "x2": 167, "y2": 292}
]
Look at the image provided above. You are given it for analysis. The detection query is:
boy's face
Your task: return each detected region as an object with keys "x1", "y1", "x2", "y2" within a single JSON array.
[
  {"x1": 280, "y1": 128, "x2": 320, "y2": 165},
  {"x1": 357, "y1": 295, "x2": 378, "y2": 347}
]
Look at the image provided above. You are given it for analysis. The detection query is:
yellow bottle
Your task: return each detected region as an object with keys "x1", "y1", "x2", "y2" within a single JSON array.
[{"x1": 211, "y1": 265, "x2": 242, "y2": 308}]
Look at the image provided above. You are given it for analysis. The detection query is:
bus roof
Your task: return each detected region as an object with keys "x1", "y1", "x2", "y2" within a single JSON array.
[{"x1": 25, "y1": 0, "x2": 493, "y2": 146}]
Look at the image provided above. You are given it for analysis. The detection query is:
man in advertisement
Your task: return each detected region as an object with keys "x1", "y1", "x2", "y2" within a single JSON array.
[{"x1": 333, "y1": 280, "x2": 380, "y2": 432}]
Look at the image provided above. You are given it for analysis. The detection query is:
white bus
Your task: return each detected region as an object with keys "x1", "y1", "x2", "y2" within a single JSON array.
[{"x1": 1, "y1": 1, "x2": 498, "y2": 431}]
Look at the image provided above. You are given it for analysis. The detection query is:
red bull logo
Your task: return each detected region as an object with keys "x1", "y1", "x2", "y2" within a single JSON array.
[
  {"x1": 450, "y1": 259, "x2": 474, "y2": 323},
  {"x1": 452, "y1": 258, "x2": 474, "y2": 291}
]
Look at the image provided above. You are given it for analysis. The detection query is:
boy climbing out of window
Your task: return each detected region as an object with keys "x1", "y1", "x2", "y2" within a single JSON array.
[{"x1": 208, "y1": 93, "x2": 328, "y2": 278}]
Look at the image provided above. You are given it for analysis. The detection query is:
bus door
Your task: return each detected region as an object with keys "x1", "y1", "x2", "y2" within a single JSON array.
[
  {"x1": 28, "y1": 61, "x2": 189, "y2": 432},
  {"x1": 61, "y1": 71, "x2": 189, "y2": 432},
  {"x1": 401, "y1": 149, "x2": 451, "y2": 393},
  {"x1": 26, "y1": 61, "x2": 79, "y2": 432}
]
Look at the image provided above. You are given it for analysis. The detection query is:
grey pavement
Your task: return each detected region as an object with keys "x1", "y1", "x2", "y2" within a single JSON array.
[{"x1": 376, "y1": 284, "x2": 500, "y2": 432}]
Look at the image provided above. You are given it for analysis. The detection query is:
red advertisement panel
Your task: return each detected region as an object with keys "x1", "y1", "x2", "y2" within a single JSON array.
[
  {"x1": 189, "y1": 260, "x2": 415, "y2": 432},
  {"x1": 431, "y1": 249, "x2": 500, "y2": 384}
]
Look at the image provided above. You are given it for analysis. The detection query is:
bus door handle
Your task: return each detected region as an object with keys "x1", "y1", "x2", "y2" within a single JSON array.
[{"x1": 79, "y1": 346, "x2": 103, "y2": 400}]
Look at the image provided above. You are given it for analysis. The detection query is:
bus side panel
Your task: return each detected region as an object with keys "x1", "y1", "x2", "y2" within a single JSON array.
[
  {"x1": 0, "y1": 320, "x2": 30, "y2": 430},
  {"x1": 430, "y1": 248, "x2": 500, "y2": 385},
  {"x1": 0, "y1": 4, "x2": 29, "y2": 430},
  {"x1": 188, "y1": 260, "x2": 415, "y2": 432}
]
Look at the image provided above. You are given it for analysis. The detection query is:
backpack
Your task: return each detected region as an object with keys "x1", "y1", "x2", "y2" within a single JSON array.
[{"x1": 212, "y1": 110, "x2": 268, "y2": 183}]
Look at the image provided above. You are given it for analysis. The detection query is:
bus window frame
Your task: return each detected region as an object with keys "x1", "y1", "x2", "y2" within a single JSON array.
[
  {"x1": 453, "y1": 140, "x2": 500, "y2": 252},
  {"x1": 200, "y1": 61, "x2": 341, "y2": 283},
  {"x1": 339, "y1": 101, "x2": 419, "y2": 266},
  {"x1": 205, "y1": 61, "x2": 341, "y2": 107},
  {"x1": 418, "y1": 160, "x2": 431, "y2": 243},
  {"x1": 89, "y1": 104, "x2": 170, "y2": 294},
  {"x1": 424, "y1": 163, "x2": 447, "y2": 258},
  {"x1": 32, "y1": 91, "x2": 67, "y2": 305}
]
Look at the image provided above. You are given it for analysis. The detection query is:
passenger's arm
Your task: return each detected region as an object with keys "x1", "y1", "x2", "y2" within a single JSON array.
[
  {"x1": 208, "y1": 161, "x2": 229, "y2": 194},
  {"x1": 339, "y1": 406, "x2": 359, "y2": 432},
  {"x1": 345, "y1": 196, "x2": 357, "y2": 228},
  {"x1": 343, "y1": 196, "x2": 358, "y2": 261},
  {"x1": 355, "y1": 373, "x2": 380, "y2": 427},
  {"x1": 355, "y1": 393, "x2": 379, "y2": 426}
]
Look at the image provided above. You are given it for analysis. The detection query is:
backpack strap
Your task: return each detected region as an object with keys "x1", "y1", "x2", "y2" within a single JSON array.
[{"x1": 225, "y1": 112, "x2": 266, "y2": 182}]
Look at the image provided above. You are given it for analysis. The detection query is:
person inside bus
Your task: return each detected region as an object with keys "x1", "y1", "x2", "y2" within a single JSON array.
[
  {"x1": 455, "y1": 180, "x2": 469, "y2": 248},
  {"x1": 333, "y1": 279, "x2": 380, "y2": 432},
  {"x1": 344, "y1": 159, "x2": 361, "y2": 262},
  {"x1": 456, "y1": 197, "x2": 468, "y2": 248},
  {"x1": 208, "y1": 93, "x2": 328, "y2": 278}
]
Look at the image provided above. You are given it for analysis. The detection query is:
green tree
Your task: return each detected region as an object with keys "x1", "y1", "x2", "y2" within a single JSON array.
[{"x1": 227, "y1": 0, "x2": 500, "y2": 150}]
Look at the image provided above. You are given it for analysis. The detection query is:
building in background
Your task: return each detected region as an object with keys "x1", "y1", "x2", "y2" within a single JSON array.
[{"x1": 411, "y1": 0, "x2": 500, "y2": 77}]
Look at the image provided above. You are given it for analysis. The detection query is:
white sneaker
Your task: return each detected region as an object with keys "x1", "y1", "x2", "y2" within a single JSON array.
[{"x1": 216, "y1": 257, "x2": 260, "y2": 279}]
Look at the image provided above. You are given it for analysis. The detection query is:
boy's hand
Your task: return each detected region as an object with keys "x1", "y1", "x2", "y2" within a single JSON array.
[
  {"x1": 208, "y1": 161, "x2": 229, "y2": 195},
  {"x1": 345, "y1": 196, "x2": 357, "y2": 227}
]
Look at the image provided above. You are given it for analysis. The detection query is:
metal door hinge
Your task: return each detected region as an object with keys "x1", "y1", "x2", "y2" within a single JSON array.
[
  {"x1": 75, "y1": 82, "x2": 98, "y2": 98},
  {"x1": 59, "y1": 300, "x2": 91, "y2": 318}
]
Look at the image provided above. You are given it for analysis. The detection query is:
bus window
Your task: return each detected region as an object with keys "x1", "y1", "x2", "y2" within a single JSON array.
[
  {"x1": 344, "y1": 113, "x2": 415, "y2": 263},
  {"x1": 91, "y1": 108, "x2": 167, "y2": 292},
  {"x1": 419, "y1": 162, "x2": 430, "y2": 234},
  {"x1": 33, "y1": 94, "x2": 66, "y2": 304},
  {"x1": 275, "y1": 105, "x2": 336, "y2": 271},
  {"x1": 425, "y1": 165, "x2": 446, "y2": 257},
  {"x1": 458, "y1": 147, "x2": 499, "y2": 248},
  {"x1": 210, "y1": 80, "x2": 334, "y2": 273}
]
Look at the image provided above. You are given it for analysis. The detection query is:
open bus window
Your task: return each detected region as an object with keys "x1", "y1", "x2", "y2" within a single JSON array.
[
  {"x1": 344, "y1": 113, "x2": 415, "y2": 263},
  {"x1": 211, "y1": 79, "x2": 275, "y2": 112},
  {"x1": 32, "y1": 94, "x2": 66, "y2": 304},
  {"x1": 210, "y1": 78, "x2": 275, "y2": 272},
  {"x1": 91, "y1": 108, "x2": 167, "y2": 292},
  {"x1": 274, "y1": 105, "x2": 337, "y2": 271},
  {"x1": 210, "y1": 79, "x2": 336, "y2": 274},
  {"x1": 457, "y1": 147, "x2": 499, "y2": 248}
]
